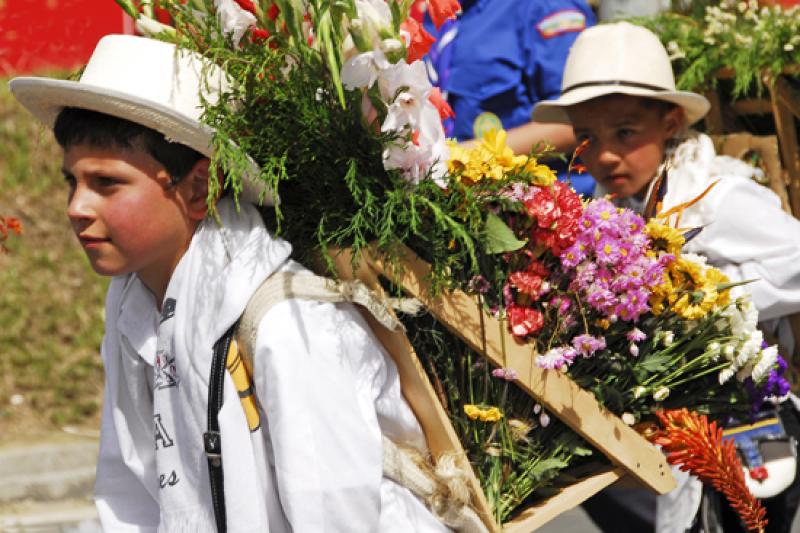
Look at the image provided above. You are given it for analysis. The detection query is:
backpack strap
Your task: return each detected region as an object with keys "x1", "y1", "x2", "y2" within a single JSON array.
[
  {"x1": 204, "y1": 320, "x2": 239, "y2": 533},
  {"x1": 235, "y1": 270, "x2": 489, "y2": 533},
  {"x1": 237, "y1": 272, "x2": 404, "y2": 369}
]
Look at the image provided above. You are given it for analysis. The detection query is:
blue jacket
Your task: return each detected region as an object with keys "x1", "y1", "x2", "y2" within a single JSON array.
[{"x1": 425, "y1": 0, "x2": 597, "y2": 195}]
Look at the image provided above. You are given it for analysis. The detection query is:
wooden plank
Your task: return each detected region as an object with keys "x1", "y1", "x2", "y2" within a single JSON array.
[
  {"x1": 730, "y1": 99, "x2": 773, "y2": 116},
  {"x1": 364, "y1": 245, "x2": 676, "y2": 495},
  {"x1": 703, "y1": 90, "x2": 725, "y2": 134},
  {"x1": 768, "y1": 76, "x2": 800, "y2": 217},
  {"x1": 711, "y1": 133, "x2": 792, "y2": 213},
  {"x1": 502, "y1": 467, "x2": 625, "y2": 533}
]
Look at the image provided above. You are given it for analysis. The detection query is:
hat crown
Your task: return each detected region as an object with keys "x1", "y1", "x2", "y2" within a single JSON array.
[
  {"x1": 561, "y1": 22, "x2": 676, "y2": 94},
  {"x1": 79, "y1": 35, "x2": 228, "y2": 122}
]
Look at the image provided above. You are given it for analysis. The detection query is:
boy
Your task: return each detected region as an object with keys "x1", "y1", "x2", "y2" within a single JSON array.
[
  {"x1": 10, "y1": 34, "x2": 451, "y2": 532},
  {"x1": 533, "y1": 22, "x2": 800, "y2": 533}
]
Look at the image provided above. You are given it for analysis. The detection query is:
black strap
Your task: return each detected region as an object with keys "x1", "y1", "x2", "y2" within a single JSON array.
[{"x1": 205, "y1": 321, "x2": 239, "y2": 533}]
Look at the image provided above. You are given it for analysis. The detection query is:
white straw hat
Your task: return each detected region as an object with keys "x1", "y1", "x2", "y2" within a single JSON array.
[
  {"x1": 532, "y1": 22, "x2": 710, "y2": 125},
  {"x1": 9, "y1": 34, "x2": 268, "y2": 203}
]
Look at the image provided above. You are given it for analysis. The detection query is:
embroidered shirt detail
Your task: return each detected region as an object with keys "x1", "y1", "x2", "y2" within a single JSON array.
[{"x1": 536, "y1": 9, "x2": 586, "y2": 39}]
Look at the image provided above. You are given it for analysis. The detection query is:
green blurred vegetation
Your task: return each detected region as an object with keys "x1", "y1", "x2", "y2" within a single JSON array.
[{"x1": 0, "y1": 75, "x2": 107, "y2": 437}]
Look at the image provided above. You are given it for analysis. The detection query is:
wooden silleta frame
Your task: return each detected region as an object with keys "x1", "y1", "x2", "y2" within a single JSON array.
[{"x1": 330, "y1": 245, "x2": 676, "y2": 532}]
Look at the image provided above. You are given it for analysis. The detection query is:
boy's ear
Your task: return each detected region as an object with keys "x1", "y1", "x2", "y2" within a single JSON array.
[
  {"x1": 184, "y1": 158, "x2": 211, "y2": 221},
  {"x1": 663, "y1": 106, "x2": 685, "y2": 139}
]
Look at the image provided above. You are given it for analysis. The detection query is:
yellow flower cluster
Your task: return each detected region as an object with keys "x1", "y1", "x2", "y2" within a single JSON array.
[
  {"x1": 650, "y1": 255, "x2": 731, "y2": 319},
  {"x1": 645, "y1": 220, "x2": 685, "y2": 255},
  {"x1": 447, "y1": 129, "x2": 556, "y2": 186},
  {"x1": 464, "y1": 404, "x2": 504, "y2": 422}
]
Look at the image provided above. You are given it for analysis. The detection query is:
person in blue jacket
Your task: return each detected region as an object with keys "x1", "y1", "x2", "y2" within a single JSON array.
[{"x1": 424, "y1": 0, "x2": 597, "y2": 196}]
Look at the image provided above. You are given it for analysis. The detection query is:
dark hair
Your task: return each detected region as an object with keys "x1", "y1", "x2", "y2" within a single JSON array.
[
  {"x1": 53, "y1": 107, "x2": 205, "y2": 184},
  {"x1": 639, "y1": 97, "x2": 680, "y2": 116}
]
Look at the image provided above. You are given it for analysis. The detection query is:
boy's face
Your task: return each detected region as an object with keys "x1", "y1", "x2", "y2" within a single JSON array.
[
  {"x1": 62, "y1": 144, "x2": 206, "y2": 299},
  {"x1": 568, "y1": 95, "x2": 682, "y2": 199}
]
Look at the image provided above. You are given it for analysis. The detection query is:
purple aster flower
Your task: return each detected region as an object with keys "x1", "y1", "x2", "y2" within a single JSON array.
[
  {"x1": 492, "y1": 368, "x2": 519, "y2": 381},
  {"x1": 615, "y1": 288, "x2": 651, "y2": 322},
  {"x1": 468, "y1": 275, "x2": 491, "y2": 294},
  {"x1": 561, "y1": 241, "x2": 589, "y2": 269},
  {"x1": 626, "y1": 328, "x2": 647, "y2": 343},
  {"x1": 535, "y1": 346, "x2": 577, "y2": 370},
  {"x1": 595, "y1": 235, "x2": 622, "y2": 265},
  {"x1": 572, "y1": 334, "x2": 607, "y2": 357},
  {"x1": 586, "y1": 286, "x2": 617, "y2": 313}
]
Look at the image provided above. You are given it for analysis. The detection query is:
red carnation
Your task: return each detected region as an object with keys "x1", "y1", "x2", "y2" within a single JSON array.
[
  {"x1": 508, "y1": 271, "x2": 546, "y2": 299},
  {"x1": 507, "y1": 304, "x2": 544, "y2": 337}
]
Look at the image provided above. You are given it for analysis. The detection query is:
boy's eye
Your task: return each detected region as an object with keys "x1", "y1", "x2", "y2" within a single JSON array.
[
  {"x1": 63, "y1": 173, "x2": 76, "y2": 189},
  {"x1": 97, "y1": 176, "x2": 120, "y2": 187},
  {"x1": 618, "y1": 128, "x2": 636, "y2": 140}
]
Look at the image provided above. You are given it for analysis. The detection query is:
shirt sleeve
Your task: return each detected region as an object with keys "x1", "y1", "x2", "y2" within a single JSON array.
[
  {"x1": 523, "y1": 0, "x2": 596, "y2": 103},
  {"x1": 94, "y1": 337, "x2": 160, "y2": 532},
  {"x1": 696, "y1": 181, "x2": 800, "y2": 321},
  {"x1": 251, "y1": 299, "x2": 390, "y2": 532}
]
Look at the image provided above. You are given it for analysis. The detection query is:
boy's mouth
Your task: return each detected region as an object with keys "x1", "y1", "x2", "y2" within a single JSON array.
[{"x1": 78, "y1": 234, "x2": 110, "y2": 247}]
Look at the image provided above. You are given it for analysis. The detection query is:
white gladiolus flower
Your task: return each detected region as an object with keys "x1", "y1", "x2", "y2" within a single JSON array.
[
  {"x1": 662, "y1": 331, "x2": 674, "y2": 346},
  {"x1": 633, "y1": 386, "x2": 647, "y2": 399},
  {"x1": 215, "y1": 0, "x2": 256, "y2": 46},
  {"x1": 622, "y1": 413, "x2": 636, "y2": 426},
  {"x1": 752, "y1": 345, "x2": 778, "y2": 382},
  {"x1": 341, "y1": 49, "x2": 390, "y2": 90},
  {"x1": 719, "y1": 367, "x2": 735, "y2": 385},
  {"x1": 653, "y1": 387, "x2": 670, "y2": 401}
]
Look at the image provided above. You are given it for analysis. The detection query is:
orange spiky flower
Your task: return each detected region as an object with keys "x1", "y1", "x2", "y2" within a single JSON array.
[
  {"x1": 649, "y1": 409, "x2": 767, "y2": 533},
  {"x1": 565, "y1": 138, "x2": 590, "y2": 185},
  {"x1": 0, "y1": 216, "x2": 23, "y2": 253}
]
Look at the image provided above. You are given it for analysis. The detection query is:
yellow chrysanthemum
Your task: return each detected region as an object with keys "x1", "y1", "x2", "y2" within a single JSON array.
[
  {"x1": 522, "y1": 159, "x2": 557, "y2": 186},
  {"x1": 646, "y1": 221, "x2": 685, "y2": 255},
  {"x1": 463, "y1": 404, "x2": 504, "y2": 422},
  {"x1": 481, "y1": 129, "x2": 527, "y2": 171}
]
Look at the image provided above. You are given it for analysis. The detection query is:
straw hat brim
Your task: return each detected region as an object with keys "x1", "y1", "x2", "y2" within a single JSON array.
[
  {"x1": 9, "y1": 77, "x2": 271, "y2": 204},
  {"x1": 532, "y1": 84, "x2": 711, "y2": 126}
]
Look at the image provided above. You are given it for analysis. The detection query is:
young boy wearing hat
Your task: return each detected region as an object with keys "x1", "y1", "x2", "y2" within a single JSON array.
[
  {"x1": 534, "y1": 21, "x2": 800, "y2": 533},
  {"x1": 9, "y1": 35, "x2": 454, "y2": 532}
]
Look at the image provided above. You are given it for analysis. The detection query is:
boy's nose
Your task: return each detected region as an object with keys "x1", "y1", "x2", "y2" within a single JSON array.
[
  {"x1": 66, "y1": 186, "x2": 96, "y2": 223},
  {"x1": 596, "y1": 144, "x2": 622, "y2": 167}
]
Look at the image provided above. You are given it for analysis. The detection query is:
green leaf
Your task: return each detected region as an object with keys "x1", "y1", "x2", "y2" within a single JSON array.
[
  {"x1": 484, "y1": 212, "x2": 526, "y2": 254},
  {"x1": 637, "y1": 353, "x2": 673, "y2": 373},
  {"x1": 529, "y1": 458, "x2": 569, "y2": 478}
]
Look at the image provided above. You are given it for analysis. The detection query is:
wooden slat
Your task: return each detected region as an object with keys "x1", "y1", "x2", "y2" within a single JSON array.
[
  {"x1": 502, "y1": 467, "x2": 625, "y2": 533},
  {"x1": 364, "y1": 245, "x2": 676, "y2": 495},
  {"x1": 730, "y1": 99, "x2": 773, "y2": 116},
  {"x1": 768, "y1": 75, "x2": 800, "y2": 216},
  {"x1": 703, "y1": 90, "x2": 725, "y2": 134}
]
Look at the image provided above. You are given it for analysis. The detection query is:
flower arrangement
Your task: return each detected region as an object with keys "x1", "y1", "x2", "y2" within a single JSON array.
[
  {"x1": 632, "y1": 0, "x2": 800, "y2": 97},
  {"x1": 113, "y1": 0, "x2": 785, "y2": 525}
]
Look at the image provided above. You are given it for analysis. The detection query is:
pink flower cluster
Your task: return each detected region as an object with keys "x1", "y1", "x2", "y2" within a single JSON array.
[{"x1": 560, "y1": 198, "x2": 666, "y2": 322}]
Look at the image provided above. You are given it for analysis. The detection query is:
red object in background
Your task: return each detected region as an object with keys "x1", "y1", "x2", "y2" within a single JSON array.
[{"x1": 0, "y1": 0, "x2": 130, "y2": 76}]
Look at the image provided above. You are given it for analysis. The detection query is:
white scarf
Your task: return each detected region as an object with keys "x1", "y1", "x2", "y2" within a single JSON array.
[{"x1": 103, "y1": 198, "x2": 292, "y2": 531}]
